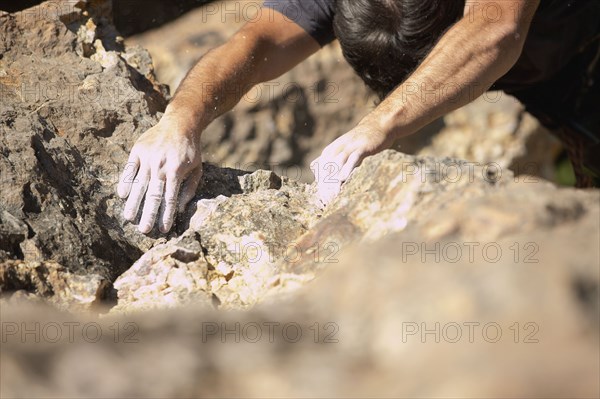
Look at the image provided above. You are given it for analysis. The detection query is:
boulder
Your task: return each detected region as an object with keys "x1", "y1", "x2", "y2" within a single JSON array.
[{"x1": 0, "y1": 0, "x2": 165, "y2": 305}]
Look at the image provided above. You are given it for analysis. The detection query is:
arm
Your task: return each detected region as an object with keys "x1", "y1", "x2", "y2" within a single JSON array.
[
  {"x1": 118, "y1": 9, "x2": 320, "y2": 234},
  {"x1": 313, "y1": 0, "x2": 541, "y2": 204}
]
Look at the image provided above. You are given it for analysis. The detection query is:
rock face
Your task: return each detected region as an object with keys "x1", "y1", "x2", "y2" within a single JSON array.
[
  {"x1": 2, "y1": 168, "x2": 599, "y2": 396},
  {"x1": 0, "y1": 260, "x2": 108, "y2": 311},
  {"x1": 418, "y1": 95, "x2": 562, "y2": 182},
  {"x1": 0, "y1": 0, "x2": 165, "y2": 287},
  {"x1": 1, "y1": 2, "x2": 599, "y2": 398},
  {"x1": 111, "y1": 150, "x2": 600, "y2": 314},
  {"x1": 113, "y1": 167, "x2": 322, "y2": 312}
]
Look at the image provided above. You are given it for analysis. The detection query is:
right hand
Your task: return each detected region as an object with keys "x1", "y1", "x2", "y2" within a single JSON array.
[{"x1": 117, "y1": 115, "x2": 203, "y2": 234}]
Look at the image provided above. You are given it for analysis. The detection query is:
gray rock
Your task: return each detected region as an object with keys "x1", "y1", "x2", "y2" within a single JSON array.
[
  {"x1": 0, "y1": 260, "x2": 108, "y2": 311},
  {"x1": 0, "y1": 0, "x2": 164, "y2": 283},
  {"x1": 238, "y1": 170, "x2": 282, "y2": 192},
  {"x1": 113, "y1": 170, "x2": 321, "y2": 311}
]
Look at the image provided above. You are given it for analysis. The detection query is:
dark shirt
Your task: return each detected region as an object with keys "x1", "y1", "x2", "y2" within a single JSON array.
[{"x1": 263, "y1": 0, "x2": 600, "y2": 91}]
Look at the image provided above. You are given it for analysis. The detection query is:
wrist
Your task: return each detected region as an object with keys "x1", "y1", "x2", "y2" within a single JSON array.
[
  {"x1": 163, "y1": 103, "x2": 208, "y2": 138},
  {"x1": 359, "y1": 108, "x2": 406, "y2": 142}
]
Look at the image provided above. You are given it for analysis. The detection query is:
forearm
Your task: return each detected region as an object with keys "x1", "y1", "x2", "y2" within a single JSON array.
[
  {"x1": 164, "y1": 34, "x2": 265, "y2": 136},
  {"x1": 368, "y1": 1, "x2": 539, "y2": 138},
  {"x1": 162, "y1": 9, "x2": 319, "y2": 138}
]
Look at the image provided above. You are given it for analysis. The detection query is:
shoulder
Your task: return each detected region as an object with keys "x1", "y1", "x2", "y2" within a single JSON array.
[{"x1": 263, "y1": 0, "x2": 336, "y2": 47}]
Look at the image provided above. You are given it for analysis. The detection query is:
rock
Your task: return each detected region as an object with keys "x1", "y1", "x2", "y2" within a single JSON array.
[
  {"x1": 112, "y1": 234, "x2": 211, "y2": 313},
  {"x1": 110, "y1": 150, "x2": 599, "y2": 317},
  {"x1": 188, "y1": 195, "x2": 228, "y2": 229},
  {"x1": 0, "y1": 260, "x2": 108, "y2": 311},
  {"x1": 238, "y1": 170, "x2": 282, "y2": 192},
  {"x1": 0, "y1": 211, "x2": 29, "y2": 260},
  {"x1": 1, "y1": 2, "x2": 599, "y2": 397},
  {"x1": 417, "y1": 95, "x2": 562, "y2": 182},
  {"x1": 281, "y1": 151, "x2": 510, "y2": 275},
  {"x1": 113, "y1": 169, "x2": 322, "y2": 311},
  {"x1": 0, "y1": 0, "x2": 166, "y2": 287},
  {"x1": 1, "y1": 189, "x2": 598, "y2": 396}
]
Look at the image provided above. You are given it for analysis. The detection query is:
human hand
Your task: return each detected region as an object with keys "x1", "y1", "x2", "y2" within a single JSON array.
[
  {"x1": 311, "y1": 120, "x2": 395, "y2": 206},
  {"x1": 117, "y1": 115, "x2": 203, "y2": 234}
]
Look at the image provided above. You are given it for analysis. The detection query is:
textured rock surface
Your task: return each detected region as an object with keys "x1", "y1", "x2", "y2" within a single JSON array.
[
  {"x1": 0, "y1": 260, "x2": 108, "y2": 311},
  {"x1": 111, "y1": 151, "x2": 600, "y2": 316},
  {"x1": 113, "y1": 168, "x2": 321, "y2": 312},
  {"x1": 0, "y1": 0, "x2": 164, "y2": 281},
  {"x1": 418, "y1": 95, "x2": 562, "y2": 182},
  {"x1": 2, "y1": 187, "x2": 598, "y2": 396}
]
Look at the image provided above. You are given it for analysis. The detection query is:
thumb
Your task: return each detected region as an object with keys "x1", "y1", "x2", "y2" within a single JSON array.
[
  {"x1": 338, "y1": 150, "x2": 362, "y2": 183},
  {"x1": 316, "y1": 153, "x2": 345, "y2": 206}
]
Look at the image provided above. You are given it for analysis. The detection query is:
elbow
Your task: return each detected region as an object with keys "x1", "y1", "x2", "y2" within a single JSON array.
[{"x1": 487, "y1": 23, "x2": 527, "y2": 72}]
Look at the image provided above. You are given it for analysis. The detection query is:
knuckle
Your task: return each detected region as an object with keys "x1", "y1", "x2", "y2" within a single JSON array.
[
  {"x1": 146, "y1": 192, "x2": 163, "y2": 202},
  {"x1": 164, "y1": 196, "x2": 178, "y2": 206},
  {"x1": 165, "y1": 169, "x2": 180, "y2": 181}
]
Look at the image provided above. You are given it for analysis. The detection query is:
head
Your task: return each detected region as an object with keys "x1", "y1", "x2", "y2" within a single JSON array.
[{"x1": 334, "y1": 0, "x2": 464, "y2": 99}]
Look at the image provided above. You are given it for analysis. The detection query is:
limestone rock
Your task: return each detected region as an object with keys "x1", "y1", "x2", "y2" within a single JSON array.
[
  {"x1": 1, "y1": 2, "x2": 598, "y2": 398},
  {"x1": 112, "y1": 234, "x2": 211, "y2": 313},
  {"x1": 0, "y1": 260, "x2": 108, "y2": 311},
  {"x1": 418, "y1": 95, "x2": 562, "y2": 182},
  {"x1": 111, "y1": 150, "x2": 599, "y2": 318},
  {"x1": 238, "y1": 170, "x2": 282, "y2": 192},
  {"x1": 113, "y1": 169, "x2": 322, "y2": 311}
]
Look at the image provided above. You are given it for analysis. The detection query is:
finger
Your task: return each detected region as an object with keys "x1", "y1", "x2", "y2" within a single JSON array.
[
  {"x1": 138, "y1": 176, "x2": 166, "y2": 234},
  {"x1": 322, "y1": 133, "x2": 348, "y2": 155},
  {"x1": 178, "y1": 167, "x2": 204, "y2": 214},
  {"x1": 322, "y1": 152, "x2": 347, "y2": 184},
  {"x1": 310, "y1": 156, "x2": 321, "y2": 180},
  {"x1": 123, "y1": 167, "x2": 150, "y2": 221},
  {"x1": 317, "y1": 153, "x2": 346, "y2": 206},
  {"x1": 117, "y1": 152, "x2": 140, "y2": 199},
  {"x1": 158, "y1": 175, "x2": 182, "y2": 233},
  {"x1": 338, "y1": 150, "x2": 362, "y2": 183}
]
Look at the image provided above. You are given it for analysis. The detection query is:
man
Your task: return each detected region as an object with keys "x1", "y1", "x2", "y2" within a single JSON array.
[{"x1": 118, "y1": 0, "x2": 600, "y2": 234}]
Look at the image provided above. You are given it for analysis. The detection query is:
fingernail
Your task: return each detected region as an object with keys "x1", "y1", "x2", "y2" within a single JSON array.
[{"x1": 158, "y1": 220, "x2": 168, "y2": 233}]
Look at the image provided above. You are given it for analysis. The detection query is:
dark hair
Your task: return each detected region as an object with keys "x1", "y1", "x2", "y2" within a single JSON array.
[{"x1": 334, "y1": 0, "x2": 465, "y2": 99}]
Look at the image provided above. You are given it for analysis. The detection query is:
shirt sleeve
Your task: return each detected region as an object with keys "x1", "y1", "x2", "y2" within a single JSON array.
[{"x1": 262, "y1": 0, "x2": 336, "y2": 47}]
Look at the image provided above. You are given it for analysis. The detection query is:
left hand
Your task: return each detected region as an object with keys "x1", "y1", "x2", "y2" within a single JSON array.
[{"x1": 311, "y1": 120, "x2": 395, "y2": 206}]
